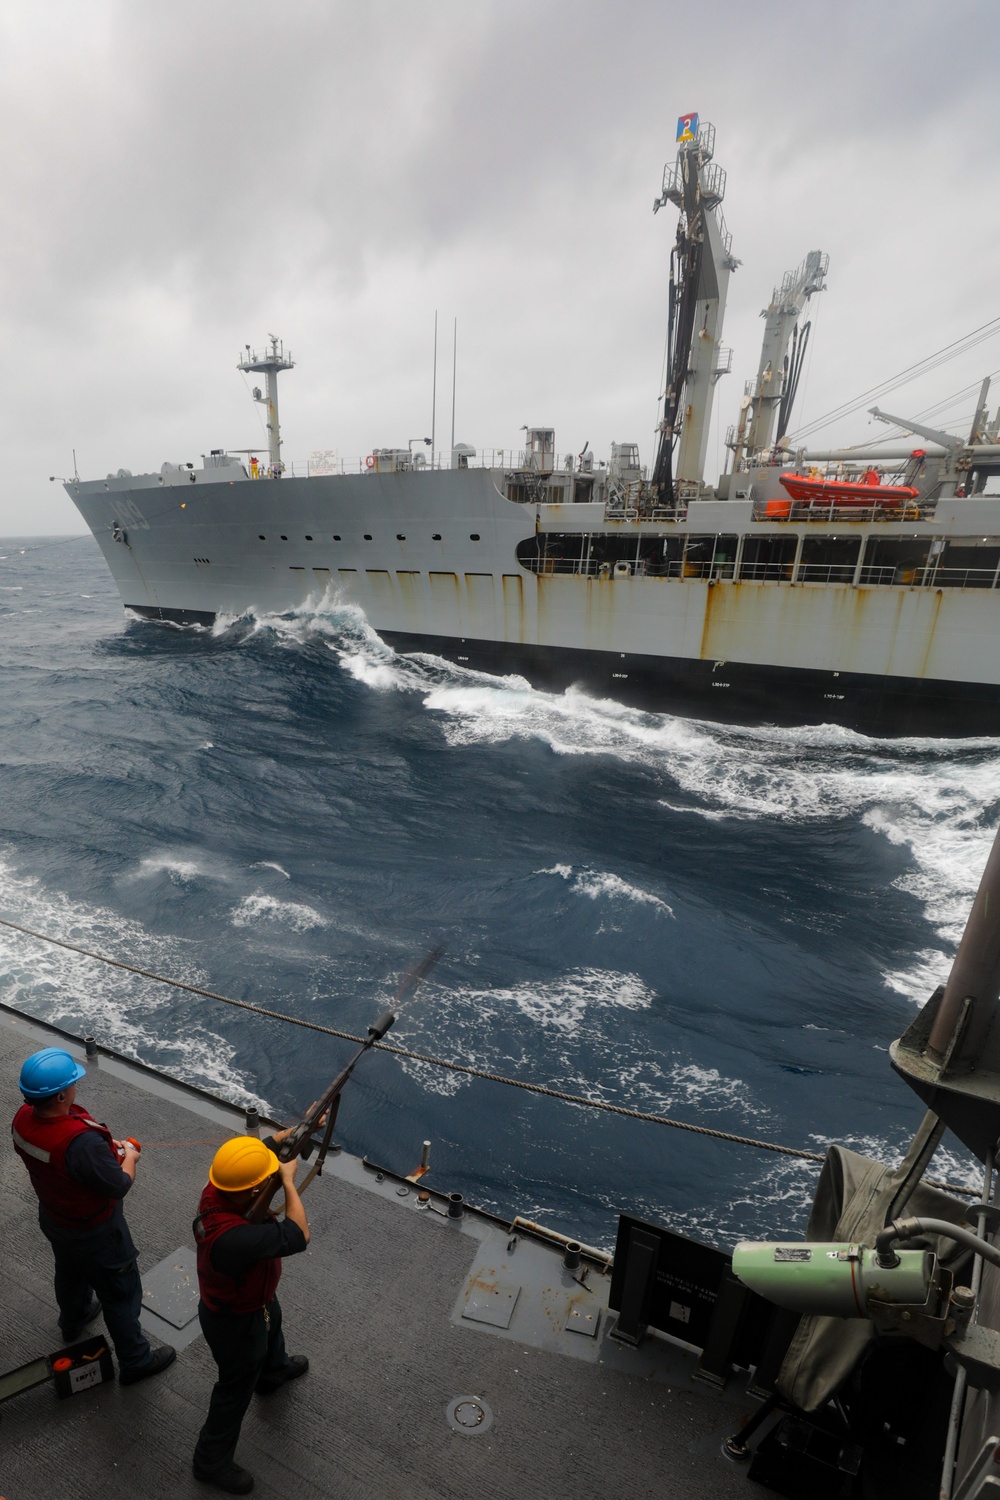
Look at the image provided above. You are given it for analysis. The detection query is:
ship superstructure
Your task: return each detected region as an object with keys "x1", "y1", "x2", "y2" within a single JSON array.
[{"x1": 64, "y1": 118, "x2": 1000, "y2": 737}]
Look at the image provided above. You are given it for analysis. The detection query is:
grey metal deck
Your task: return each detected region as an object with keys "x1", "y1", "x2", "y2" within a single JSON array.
[{"x1": 1, "y1": 1007, "x2": 763, "y2": 1499}]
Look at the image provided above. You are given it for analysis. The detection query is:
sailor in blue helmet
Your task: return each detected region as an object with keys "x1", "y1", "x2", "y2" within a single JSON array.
[{"x1": 11, "y1": 1046, "x2": 176, "y2": 1384}]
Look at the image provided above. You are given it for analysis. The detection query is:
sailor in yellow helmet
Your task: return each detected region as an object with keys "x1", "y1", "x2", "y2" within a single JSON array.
[{"x1": 191, "y1": 1127, "x2": 310, "y2": 1495}]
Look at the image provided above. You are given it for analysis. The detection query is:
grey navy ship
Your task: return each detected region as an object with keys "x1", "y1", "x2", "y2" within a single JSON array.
[{"x1": 64, "y1": 116, "x2": 1000, "y2": 737}]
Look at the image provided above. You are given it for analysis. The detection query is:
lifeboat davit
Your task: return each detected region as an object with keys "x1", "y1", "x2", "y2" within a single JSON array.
[{"x1": 778, "y1": 470, "x2": 920, "y2": 508}]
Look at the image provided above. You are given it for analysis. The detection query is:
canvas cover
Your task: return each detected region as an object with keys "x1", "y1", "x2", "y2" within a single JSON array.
[{"x1": 777, "y1": 1111, "x2": 972, "y2": 1412}]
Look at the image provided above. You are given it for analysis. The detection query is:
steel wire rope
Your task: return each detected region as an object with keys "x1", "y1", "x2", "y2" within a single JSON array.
[
  {"x1": 787, "y1": 316, "x2": 1000, "y2": 445},
  {"x1": 0, "y1": 911, "x2": 977, "y2": 1194},
  {"x1": 792, "y1": 321, "x2": 1000, "y2": 438},
  {"x1": 850, "y1": 369, "x2": 1000, "y2": 451},
  {"x1": 0, "y1": 534, "x2": 94, "y2": 558}
]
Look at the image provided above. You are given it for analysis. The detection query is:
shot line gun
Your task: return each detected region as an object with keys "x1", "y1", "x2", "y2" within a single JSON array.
[{"x1": 246, "y1": 946, "x2": 442, "y2": 1223}]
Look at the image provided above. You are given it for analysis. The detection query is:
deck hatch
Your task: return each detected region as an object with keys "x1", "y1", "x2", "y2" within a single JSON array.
[
  {"x1": 462, "y1": 1280, "x2": 521, "y2": 1328},
  {"x1": 566, "y1": 1305, "x2": 601, "y2": 1338},
  {"x1": 140, "y1": 1246, "x2": 200, "y2": 1330}
]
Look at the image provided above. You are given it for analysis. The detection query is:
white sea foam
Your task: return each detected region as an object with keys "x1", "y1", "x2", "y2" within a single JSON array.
[
  {"x1": 137, "y1": 854, "x2": 220, "y2": 883},
  {"x1": 0, "y1": 849, "x2": 266, "y2": 1107},
  {"x1": 230, "y1": 892, "x2": 327, "y2": 931},
  {"x1": 506, "y1": 969, "x2": 653, "y2": 1032},
  {"x1": 252, "y1": 861, "x2": 291, "y2": 879},
  {"x1": 217, "y1": 596, "x2": 1000, "y2": 1007},
  {"x1": 392, "y1": 966, "x2": 656, "y2": 1098},
  {"x1": 613, "y1": 1057, "x2": 769, "y2": 1124},
  {"x1": 539, "y1": 863, "x2": 673, "y2": 917}
]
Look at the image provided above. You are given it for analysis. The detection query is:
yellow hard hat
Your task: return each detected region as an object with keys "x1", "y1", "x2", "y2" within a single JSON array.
[{"x1": 209, "y1": 1136, "x2": 279, "y2": 1193}]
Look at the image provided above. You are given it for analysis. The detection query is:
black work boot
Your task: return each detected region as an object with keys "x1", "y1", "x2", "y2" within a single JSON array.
[{"x1": 192, "y1": 1460, "x2": 254, "y2": 1494}]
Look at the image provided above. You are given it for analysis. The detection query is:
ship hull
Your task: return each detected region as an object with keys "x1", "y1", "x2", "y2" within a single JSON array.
[{"x1": 68, "y1": 468, "x2": 1000, "y2": 739}]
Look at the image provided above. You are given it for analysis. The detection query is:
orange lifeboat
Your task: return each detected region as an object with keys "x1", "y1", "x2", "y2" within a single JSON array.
[{"x1": 778, "y1": 471, "x2": 919, "y2": 508}]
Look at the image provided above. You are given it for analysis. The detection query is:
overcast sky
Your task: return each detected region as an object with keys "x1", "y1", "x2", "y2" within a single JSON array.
[{"x1": 3, "y1": 0, "x2": 999, "y2": 535}]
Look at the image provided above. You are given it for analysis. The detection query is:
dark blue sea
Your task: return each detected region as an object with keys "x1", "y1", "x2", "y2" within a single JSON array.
[{"x1": 1, "y1": 535, "x2": 992, "y2": 1248}]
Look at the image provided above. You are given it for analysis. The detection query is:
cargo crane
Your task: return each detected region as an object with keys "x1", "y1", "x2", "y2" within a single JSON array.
[
  {"x1": 732, "y1": 249, "x2": 829, "y2": 466},
  {"x1": 651, "y1": 119, "x2": 739, "y2": 503}
]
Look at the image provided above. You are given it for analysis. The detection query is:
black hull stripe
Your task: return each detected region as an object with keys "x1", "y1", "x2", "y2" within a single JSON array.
[{"x1": 125, "y1": 607, "x2": 1000, "y2": 738}]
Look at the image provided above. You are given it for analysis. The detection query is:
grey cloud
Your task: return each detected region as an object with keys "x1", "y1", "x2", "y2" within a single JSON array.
[{"x1": 1, "y1": 0, "x2": 998, "y2": 532}]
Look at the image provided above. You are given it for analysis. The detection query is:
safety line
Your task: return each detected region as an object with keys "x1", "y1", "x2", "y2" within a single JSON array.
[{"x1": 0, "y1": 913, "x2": 975, "y2": 1192}]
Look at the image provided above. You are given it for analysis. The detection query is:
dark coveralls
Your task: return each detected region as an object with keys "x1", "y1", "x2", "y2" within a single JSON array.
[
  {"x1": 11, "y1": 1102, "x2": 152, "y2": 1373},
  {"x1": 193, "y1": 1138, "x2": 306, "y2": 1477}
]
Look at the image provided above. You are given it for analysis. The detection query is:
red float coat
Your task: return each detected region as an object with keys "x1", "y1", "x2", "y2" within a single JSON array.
[
  {"x1": 11, "y1": 1103, "x2": 118, "y2": 1230},
  {"x1": 194, "y1": 1182, "x2": 282, "y2": 1314}
]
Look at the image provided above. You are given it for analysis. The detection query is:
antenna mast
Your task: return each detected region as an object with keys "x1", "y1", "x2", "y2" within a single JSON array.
[{"x1": 238, "y1": 335, "x2": 295, "y2": 474}]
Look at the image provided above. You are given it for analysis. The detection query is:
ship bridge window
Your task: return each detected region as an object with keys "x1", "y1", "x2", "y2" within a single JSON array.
[
  {"x1": 516, "y1": 533, "x2": 586, "y2": 575},
  {"x1": 927, "y1": 537, "x2": 1000, "y2": 589},
  {"x1": 516, "y1": 531, "x2": 700, "y2": 578},
  {"x1": 680, "y1": 534, "x2": 738, "y2": 580},
  {"x1": 860, "y1": 537, "x2": 933, "y2": 586},
  {"x1": 738, "y1": 535, "x2": 797, "y2": 582},
  {"x1": 798, "y1": 536, "x2": 861, "y2": 584}
]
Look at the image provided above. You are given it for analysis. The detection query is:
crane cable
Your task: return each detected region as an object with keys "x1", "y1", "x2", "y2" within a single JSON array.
[{"x1": 0, "y1": 912, "x2": 976, "y2": 1194}]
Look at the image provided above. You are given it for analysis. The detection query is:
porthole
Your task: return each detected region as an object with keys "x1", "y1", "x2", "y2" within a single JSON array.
[
  {"x1": 432, "y1": 533, "x2": 442, "y2": 541},
  {"x1": 333, "y1": 535, "x2": 342, "y2": 541},
  {"x1": 470, "y1": 533, "x2": 480, "y2": 541},
  {"x1": 280, "y1": 534, "x2": 288, "y2": 541},
  {"x1": 396, "y1": 533, "x2": 406, "y2": 541},
  {"x1": 258, "y1": 534, "x2": 266, "y2": 541},
  {"x1": 364, "y1": 533, "x2": 373, "y2": 541},
  {"x1": 305, "y1": 534, "x2": 313, "y2": 541}
]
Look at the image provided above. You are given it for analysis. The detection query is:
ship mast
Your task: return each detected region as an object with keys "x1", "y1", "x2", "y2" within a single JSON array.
[
  {"x1": 652, "y1": 116, "x2": 739, "y2": 503},
  {"x1": 238, "y1": 335, "x2": 295, "y2": 474},
  {"x1": 740, "y1": 250, "x2": 829, "y2": 460}
]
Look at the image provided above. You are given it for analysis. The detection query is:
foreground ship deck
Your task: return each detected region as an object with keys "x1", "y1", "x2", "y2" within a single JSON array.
[{"x1": 1, "y1": 1005, "x2": 759, "y2": 1500}]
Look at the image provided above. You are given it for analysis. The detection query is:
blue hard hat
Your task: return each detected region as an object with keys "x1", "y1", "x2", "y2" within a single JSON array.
[{"x1": 19, "y1": 1048, "x2": 86, "y2": 1101}]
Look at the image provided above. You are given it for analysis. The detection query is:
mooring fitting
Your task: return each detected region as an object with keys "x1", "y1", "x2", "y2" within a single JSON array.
[
  {"x1": 448, "y1": 1192, "x2": 465, "y2": 1220},
  {"x1": 244, "y1": 1106, "x2": 260, "y2": 1136},
  {"x1": 951, "y1": 1284, "x2": 977, "y2": 1331},
  {"x1": 563, "y1": 1241, "x2": 582, "y2": 1271},
  {"x1": 420, "y1": 1140, "x2": 431, "y2": 1171},
  {"x1": 84, "y1": 1036, "x2": 98, "y2": 1058}
]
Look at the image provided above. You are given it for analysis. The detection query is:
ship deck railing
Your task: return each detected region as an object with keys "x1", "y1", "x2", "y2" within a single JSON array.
[
  {"x1": 521, "y1": 556, "x2": 1000, "y2": 590},
  {"x1": 273, "y1": 450, "x2": 520, "y2": 478},
  {"x1": 751, "y1": 499, "x2": 936, "y2": 525},
  {"x1": 604, "y1": 503, "x2": 689, "y2": 523}
]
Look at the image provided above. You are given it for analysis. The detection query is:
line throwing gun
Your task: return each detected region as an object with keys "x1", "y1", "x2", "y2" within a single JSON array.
[{"x1": 245, "y1": 945, "x2": 442, "y2": 1222}]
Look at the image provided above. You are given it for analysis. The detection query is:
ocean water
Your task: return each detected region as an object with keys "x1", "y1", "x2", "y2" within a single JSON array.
[{"x1": 0, "y1": 533, "x2": 994, "y2": 1250}]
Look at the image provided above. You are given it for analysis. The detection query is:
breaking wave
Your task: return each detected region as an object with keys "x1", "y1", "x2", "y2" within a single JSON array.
[{"x1": 0, "y1": 849, "x2": 266, "y2": 1107}]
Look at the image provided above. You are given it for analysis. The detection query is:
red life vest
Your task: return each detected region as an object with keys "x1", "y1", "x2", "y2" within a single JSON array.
[
  {"x1": 194, "y1": 1182, "x2": 282, "y2": 1314},
  {"x1": 11, "y1": 1103, "x2": 119, "y2": 1230}
]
